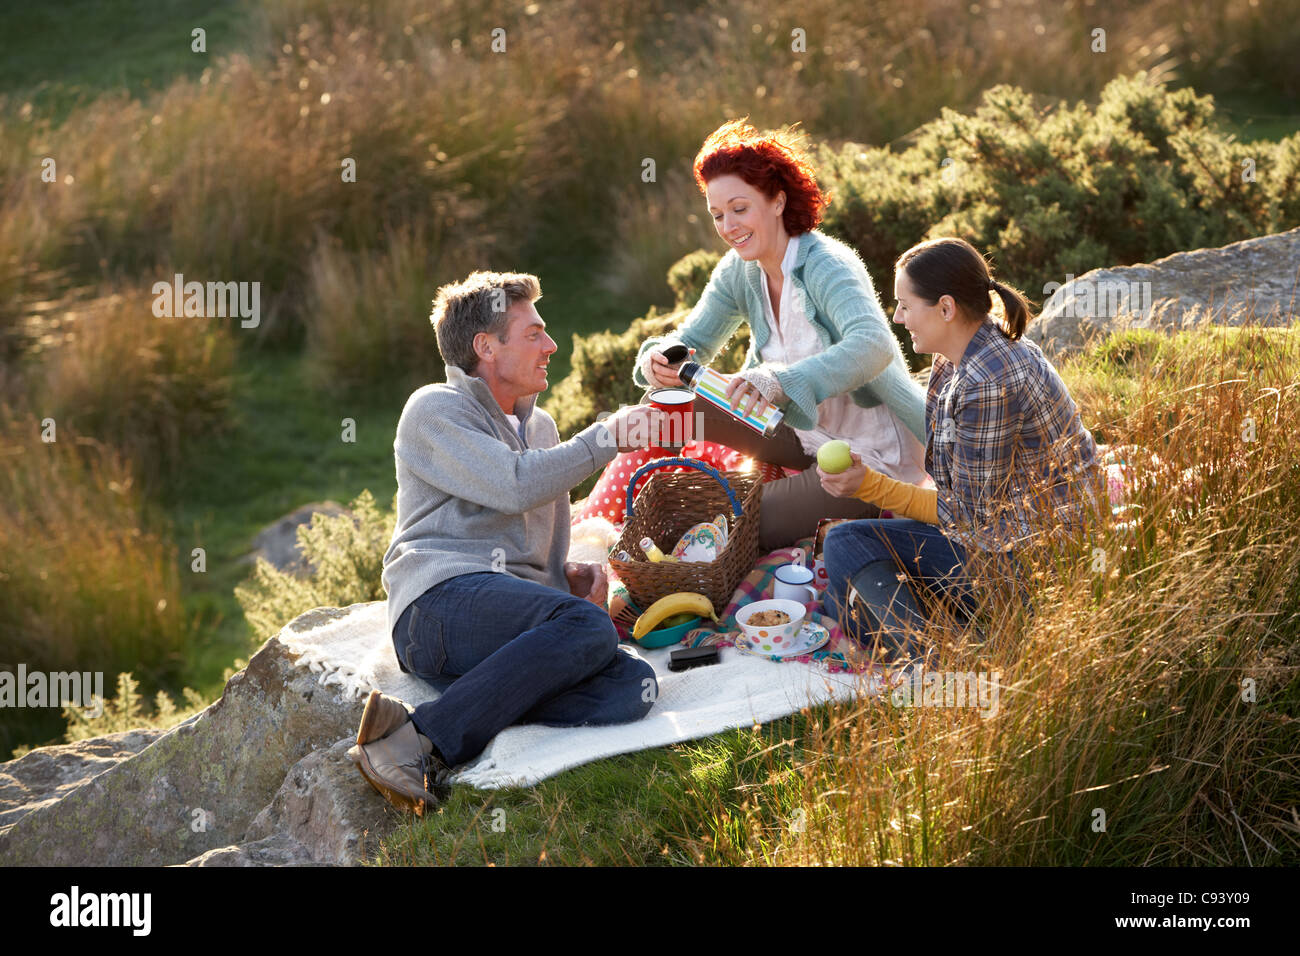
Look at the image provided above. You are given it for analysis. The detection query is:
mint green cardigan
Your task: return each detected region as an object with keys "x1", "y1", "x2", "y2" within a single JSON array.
[{"x1": 632, "y1": 229, "x2": 926, "y2": 443}]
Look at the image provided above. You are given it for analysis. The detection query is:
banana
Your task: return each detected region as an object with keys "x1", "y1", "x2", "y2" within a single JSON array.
[{"x1": 632, "y1": 592, "x2": 719, "y2": 639}]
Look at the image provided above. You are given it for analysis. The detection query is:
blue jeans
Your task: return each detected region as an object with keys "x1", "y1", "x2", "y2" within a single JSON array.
[
  {"x1": 822, "y1": 518, "x2": 1021, "y2": 647},
  {"x1": 391, "y1": 572, "x2": 657, "y2": 767}
]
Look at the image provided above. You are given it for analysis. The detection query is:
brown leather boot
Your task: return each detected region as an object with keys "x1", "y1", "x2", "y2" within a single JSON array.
[
  {"x1": 356, "y1": 689, "x2": 412, "y2": 746},
  {"x1": 347, "y1": 721, "x2": 441, "y2": 816}
]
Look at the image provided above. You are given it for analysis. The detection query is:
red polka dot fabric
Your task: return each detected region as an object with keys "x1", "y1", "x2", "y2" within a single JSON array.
[{"x1": 577, "y1": 441, "x2": 750, "y2": 525}]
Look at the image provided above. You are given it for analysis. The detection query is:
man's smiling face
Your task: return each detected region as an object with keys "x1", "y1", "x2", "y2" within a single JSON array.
[{"x1": 482, "y1": 299, "x2": 558, "y2": 406}]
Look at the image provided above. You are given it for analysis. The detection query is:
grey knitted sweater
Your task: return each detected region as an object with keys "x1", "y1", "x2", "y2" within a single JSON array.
[{"x1": 381, "y1": 364, "x2": 619, "y2": 639}]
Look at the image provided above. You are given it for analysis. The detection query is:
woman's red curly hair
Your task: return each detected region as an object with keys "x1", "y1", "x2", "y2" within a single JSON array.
[{"x1": 693, "y1": 118, "x2": 830, "y2": 235}]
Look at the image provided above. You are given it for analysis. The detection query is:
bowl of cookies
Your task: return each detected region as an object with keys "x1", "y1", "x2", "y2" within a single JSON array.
[{"x1": 735, "y1": 598, "x2": 807, "y2": 653}]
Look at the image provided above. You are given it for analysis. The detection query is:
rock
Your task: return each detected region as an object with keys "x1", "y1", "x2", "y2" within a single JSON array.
[
  {"x1": 182, "y1": 740, "x2": 399, "y2": 867},
  {"x1": 0, "y1": 606, "x2": 372, "y2": 866},
  {"x1": 181, "y1": 832, "x2": 321, "y2": 867},
  {"x1": 1028, "y1": 227, "x2": 1300, "y2": 357},
  {"x1": 0, "y1": 729, "x2": 167, "y2": 829},
  {"x1": 249, "y1": 501, "x2": 350, "y2": 574}
]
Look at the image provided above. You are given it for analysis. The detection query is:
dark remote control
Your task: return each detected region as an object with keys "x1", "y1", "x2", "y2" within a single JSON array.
[{"x1": 669, "y1": 645, "x2": 720, "y2": 671}]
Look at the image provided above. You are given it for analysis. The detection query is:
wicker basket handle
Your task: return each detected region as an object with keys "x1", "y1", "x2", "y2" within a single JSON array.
[{"x1": 624, "y1": 457, "x2": 745, "y2": 521}]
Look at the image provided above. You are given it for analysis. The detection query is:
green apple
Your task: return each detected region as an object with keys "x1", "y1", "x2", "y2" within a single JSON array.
[{"x1": 817, "y1": 439, "x2": 854, "y2": 474}]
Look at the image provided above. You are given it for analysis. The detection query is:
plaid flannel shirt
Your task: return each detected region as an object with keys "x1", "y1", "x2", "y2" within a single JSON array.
[{"x1": 925, "y1": 321, "x2": 1103, "y2": 553}]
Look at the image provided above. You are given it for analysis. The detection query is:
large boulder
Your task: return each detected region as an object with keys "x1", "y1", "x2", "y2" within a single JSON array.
[
  {"x1": 1028, "y1": 227, "x2": 1300, "y2": 357},
  {"x1": 0, "y1": 606, "x2": 391, "y2": 866},
  {"x1": 0, "y1": 729, "x2": 166, "y2": 830}
]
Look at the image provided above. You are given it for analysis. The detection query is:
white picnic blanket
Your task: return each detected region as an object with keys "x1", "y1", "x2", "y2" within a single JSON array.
[{"x1": 279, "y1": 600, "x2": 880, "y2": 789}]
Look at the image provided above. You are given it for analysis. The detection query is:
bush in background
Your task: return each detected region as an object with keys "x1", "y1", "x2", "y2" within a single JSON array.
[
  {"x1": 816, "y1": 73, "x2": 1300, "y2": 323},
  {"x1": 666, "y1": 249, "x2": 723, "y2": 309},
  {"x1": 0, "y1": 11, "x2": 544, "y2": 344},
  {"x1": 235, "y1": 490, "x2": 393, "y2": 642},
  {"x1": 7, "y1": 0, "x2": 1297, "y2": 356},
  {"x1": 554, "y1": 74, "x2": 1300, "y2": 419}
]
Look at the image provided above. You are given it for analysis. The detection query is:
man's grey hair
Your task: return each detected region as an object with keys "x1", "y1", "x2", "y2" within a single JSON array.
[{"x1": 431, "y1": 271, "x2": 542, "y2": 375}]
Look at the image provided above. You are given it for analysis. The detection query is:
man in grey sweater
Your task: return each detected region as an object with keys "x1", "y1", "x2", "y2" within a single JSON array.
[{"x1": 347, "y1": 270, "x2": 666, "y2": 815}]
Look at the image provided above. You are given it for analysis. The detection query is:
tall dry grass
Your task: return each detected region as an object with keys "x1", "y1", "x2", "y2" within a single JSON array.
[
  {"x1": 681, "y1": 321, "x2": 1300, "y2": 865},
  {"x1": 598, "y1": 165, "x2": 721, "y2": 308},
  {"x1": 4, "y1": 0, "x2": 1295, "y2": 365},
  {"x1": 0, "y1": 411, "x2": 190, "y2": 757},
  {"x1": 301, "y1": 222, "x2": 480, "y2": 395},
  {"x1": 29, "y1": 284, "x2": 234, "y2": 485},
  {"x1": 0, "y1": 13, "x2": 543, "y2": 345}
]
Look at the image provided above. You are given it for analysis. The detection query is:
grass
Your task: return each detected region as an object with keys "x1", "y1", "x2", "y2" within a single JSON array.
[
  {"x1": 1212, "y1": 89, "x2": 1300, "y2": 144},
  {"x1": 0, "y1": 410, "x2": 191, "y2": 757},
  {"x1": 371, "y1": 712, "x2": 818, "y2": 866},
  {"x1": 0, "y1": 0, "x2": 246, "y2": 120}
]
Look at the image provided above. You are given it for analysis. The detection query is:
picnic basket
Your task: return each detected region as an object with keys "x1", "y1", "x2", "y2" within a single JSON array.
[{"x1": 608, "y1": 457, "x2": 762, "y2": 615}]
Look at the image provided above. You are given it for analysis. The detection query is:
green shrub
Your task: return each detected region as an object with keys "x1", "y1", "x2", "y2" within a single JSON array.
[
  {"x1": 57, "y1": 670, "x2": 218, "y2": 746},
  {"x1": 816, "y1": 73, "x2": 1300, "y2": 327},
  {"x1": 559, "y1": 74, "x2": 1300, "y2": 407},
  {"x1": 5, "y1": 660, "x2": 249, "y2": 758},
  {"x1": 545, "y1": 309, "x2": 678, "y2": 441},
  {"x1": 666, "y1": 249, "x2": 722, "y2": 309},
  {"x1": 235, "y1": 490, "x2": 393, "y2": 642}
]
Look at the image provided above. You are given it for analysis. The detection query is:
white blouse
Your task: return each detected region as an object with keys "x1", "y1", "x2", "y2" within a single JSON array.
[{"x1": 759, "y1": 234, "x2": 930, "y2": 486}]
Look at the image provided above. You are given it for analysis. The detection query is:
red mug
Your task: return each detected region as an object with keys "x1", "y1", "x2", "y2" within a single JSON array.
[{"x1": 648, "y1": 387, "x2": 695, "y2": 454}]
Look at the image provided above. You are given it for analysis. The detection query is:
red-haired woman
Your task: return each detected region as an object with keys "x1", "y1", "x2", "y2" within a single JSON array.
[
  {"x1": 818, "y1": 238, "x2": 1104, "y2": 663},
  {"x1": 633, "y1": 119, "x2": 928, "y2": 551}
]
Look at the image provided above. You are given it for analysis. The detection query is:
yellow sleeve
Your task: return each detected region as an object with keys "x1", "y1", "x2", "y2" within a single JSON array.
[{"x1": 853, "y1": 467, "x2": 939, "y2": 525}]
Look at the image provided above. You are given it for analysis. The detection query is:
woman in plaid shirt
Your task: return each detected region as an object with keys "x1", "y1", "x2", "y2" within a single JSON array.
[{"x1": 818, "y1": 237, "x2": 1104, "y2": 663}]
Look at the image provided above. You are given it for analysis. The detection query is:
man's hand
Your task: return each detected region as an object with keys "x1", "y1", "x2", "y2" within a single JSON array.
[
  {"x1": 564, "y1": 562, "x2": 608, "y2": 607},
  {"x1": 647, "y1": 346, "x2": 695, "y2": 389},
  {"x1": 601, "y1": 404, "x2": 669, "y2": 453},
  {"x1": 817, "y1": 452, "x2": 869, "y2": 499}
]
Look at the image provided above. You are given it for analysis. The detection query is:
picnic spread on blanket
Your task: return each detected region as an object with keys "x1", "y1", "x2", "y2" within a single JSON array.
[{"x1": 598, "y1": 454, "x2": 875, "y2": 674}]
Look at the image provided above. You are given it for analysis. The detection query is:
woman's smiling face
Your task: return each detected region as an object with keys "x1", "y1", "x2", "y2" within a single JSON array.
[
  {"x1": 892, "y1": 267, "x2": 948, "y2": 355},
  {"x1": 705, "y1": 174, "x2": 785, "y2": 263}
]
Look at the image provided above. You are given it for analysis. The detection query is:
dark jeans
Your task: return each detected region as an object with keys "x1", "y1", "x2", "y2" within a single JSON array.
[
  {"x1": 822, "y1": 518, "x2": 1024, "y2": 647},
  {"x1": 392, "y1": 572, "x2": 657, "y2": 767}
]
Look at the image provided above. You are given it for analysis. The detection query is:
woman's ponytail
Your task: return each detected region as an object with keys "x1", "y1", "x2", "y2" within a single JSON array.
[{"x1": 990, "y1": 280, "x2": 1032, "y2": 342}]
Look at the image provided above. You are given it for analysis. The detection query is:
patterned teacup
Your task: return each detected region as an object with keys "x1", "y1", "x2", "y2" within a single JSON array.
[{"x1": 736, "y1": 599, "x2": 807, "y2": 653}]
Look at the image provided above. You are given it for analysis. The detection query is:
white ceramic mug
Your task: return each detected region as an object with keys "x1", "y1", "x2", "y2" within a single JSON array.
[{"x1": 773, "y1": 560, "x2": 818, "y2": 604}]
